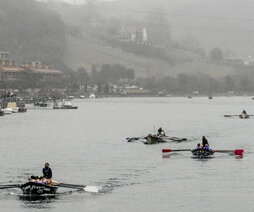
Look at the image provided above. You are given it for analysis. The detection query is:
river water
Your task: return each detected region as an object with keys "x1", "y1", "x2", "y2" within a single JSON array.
[{"x1": 0, "y1": 97, "x2": 253, "y2": 212}]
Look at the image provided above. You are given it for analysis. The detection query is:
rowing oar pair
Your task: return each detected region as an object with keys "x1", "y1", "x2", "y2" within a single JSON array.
[
  {"x1": 0, "y1": 183, "x2": 100, "y2": 193},
  {"x1": 162, "y1": 149, "x2": 244, "y2": 156}
]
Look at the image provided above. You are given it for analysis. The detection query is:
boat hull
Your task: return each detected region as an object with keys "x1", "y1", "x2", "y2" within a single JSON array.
[
  {"x1": 239, "y1": 114, "x2": 249, "y2": 119},
  {"x1": 20, "y1": 182, "x2": 58, "y2": 195},
  {"x1": 61, "y1": 105, "x2": 78, "y2": 109},
  {"x1": 191, "y1": 149, "x2": 214, "y2": 159},
  {"x1": 144, "y1": 135, "x2": 167, "y2": 144}
]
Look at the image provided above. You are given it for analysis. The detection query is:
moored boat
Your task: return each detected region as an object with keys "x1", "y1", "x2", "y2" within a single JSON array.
[
  {"x1": 60, "y1": 100, "x2": 78, "y2": 109},
  {"x1": 20, "y1": 182, "x2": 59, "y2": 195},
  {"x1": 6, "y1": 102, "x2": 19, "y2": 113},
  {"x1": 18, "y1": 107, "x2": 27, "y2": 112},
  {"x1": 2, "y1": 108, "x2": 12, "y2": 115}
]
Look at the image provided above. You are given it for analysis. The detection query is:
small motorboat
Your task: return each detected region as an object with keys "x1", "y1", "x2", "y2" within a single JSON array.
[
  {"x1": 34, "y1": 102, "x2": 48, "y2": 107},
  {"x1": 2, "y1": 108, "x2": 12, "y2": 115},
  {"x1": 20, "y1": 182, "x2": 59, "y2": 195},
  {"x1": 6, "y1": 102, "x2": 19, "y2": 113},
  {"x1": 18, "y1": 107, "x2": 27, "y2": 112},
  {"x1": 0, "y1": 109, "x2": 4, "y2": 116},
  {"x1": 60, "y1": 100, "x2": 78, "y2": 109},
  {"x1": 191, "y1": 149, "x2": 214, "y2": 159}
]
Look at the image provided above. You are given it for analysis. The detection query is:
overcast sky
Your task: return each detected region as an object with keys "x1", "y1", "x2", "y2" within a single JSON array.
[{"x1": 40, "y1": 0, "x2": 116, "y2": 4}]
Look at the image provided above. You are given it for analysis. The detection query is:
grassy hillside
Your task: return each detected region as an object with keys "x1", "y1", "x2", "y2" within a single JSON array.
[{"x1": 64, "y1": 35, "x2": 236, "y2": 78}]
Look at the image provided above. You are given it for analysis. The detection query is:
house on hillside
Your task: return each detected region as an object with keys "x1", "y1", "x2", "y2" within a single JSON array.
[
  {"x1": 132, "y1": 28, "x2": 148, "y2": 43},
  {"x1": 117, "y1": 27, "x2": 148, "y2": 44}
]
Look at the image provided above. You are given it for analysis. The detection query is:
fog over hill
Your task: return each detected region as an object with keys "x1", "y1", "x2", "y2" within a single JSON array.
[{"x1": 39, "y1": 0, "x2": 254, "y2": 57}]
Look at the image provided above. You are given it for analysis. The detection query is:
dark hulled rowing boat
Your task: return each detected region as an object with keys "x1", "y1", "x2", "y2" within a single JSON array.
[
  {"x1": 143, "y1": 135, "x2": 166, "y2": 144},
  {"x1": 143, "y1": 134, "x2": 187, "y2": 144},
  {"x1": 20, "y1": 182, "x2": 59, "y2": 195},
  {"x1": 191, "y1": 149, "x2": 214, "y2": 159}
]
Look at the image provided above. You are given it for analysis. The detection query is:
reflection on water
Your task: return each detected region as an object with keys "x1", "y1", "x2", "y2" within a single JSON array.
[{"x1": 20, "y1": 195, "x2": 57, "y2": 210}]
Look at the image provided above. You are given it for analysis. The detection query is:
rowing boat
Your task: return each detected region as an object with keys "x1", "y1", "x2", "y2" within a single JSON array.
[
  {"x1": 144, "y1": 134, "x2": 187, "y2": 144},
  {"x1": 191, "y1": 149, "x2": 214, "y2": 159},
  {"x1": 239, "y1": 114, "x2": 249, "y2": 119},
  {"x1": 143, "y1": 135, "x2": 166, "y2": 144},
  {"x1": 20, "y1": 182, "x2": 59, "y2": 195}
]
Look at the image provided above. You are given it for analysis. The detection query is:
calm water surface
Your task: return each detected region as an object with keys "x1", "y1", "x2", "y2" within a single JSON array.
[{"x1": 0, "y1": 97, "x2": 253, "y2": 212}]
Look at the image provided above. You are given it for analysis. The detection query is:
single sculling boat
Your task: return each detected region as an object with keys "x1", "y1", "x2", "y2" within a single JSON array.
[{"x1": 239, "y1": 113, "x2": 249, "y2": 119}]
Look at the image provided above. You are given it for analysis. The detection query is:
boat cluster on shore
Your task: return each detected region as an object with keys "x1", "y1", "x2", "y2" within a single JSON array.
[
  {"x1": 0, "y1": 102, "x2": 27, "y2": 116},
  {"x1": 0, "y1": 96, "x2": 80, "y2": 117}
]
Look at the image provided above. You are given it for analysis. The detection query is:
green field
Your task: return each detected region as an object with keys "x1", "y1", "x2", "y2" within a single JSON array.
[{"x1": 64, "y1": 35, "x2": 236, "y2": 78}]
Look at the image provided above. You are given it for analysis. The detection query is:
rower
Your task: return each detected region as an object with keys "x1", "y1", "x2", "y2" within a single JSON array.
[
  {"x1": 204, "y1": 144, "x2": 211, "y2": 151},
  {"x1": 242, "y1": 109, "x2": 247, "y2": 115},
  {"x1": 29, "y1": 176, "x2": 36, "y2": 183},
  {"x1": 157, "y1": 127, "x2": 165, "y2": 136},
  {"x1": 42, "y1": 163, "x2": 52, "y2": 180},
  {"x1": 202, "y1": 136, "x2": 209, "y2": 147},
  {"x1": 195, "y1": 143, "x2": 202, "y2": 150}
]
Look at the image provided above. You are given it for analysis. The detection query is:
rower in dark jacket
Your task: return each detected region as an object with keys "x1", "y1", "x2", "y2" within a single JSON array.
[
  {"x1": 202, "y1": 136, "x2": 209, "y2": 147},
  {"x1": 42, "y1": 162, "x2": 52, "y2": 179}
]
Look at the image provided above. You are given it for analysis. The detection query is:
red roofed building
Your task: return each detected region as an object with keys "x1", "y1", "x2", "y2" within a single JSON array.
[
  {"x1": 22, "y1": 61, "x2": 63, "y2": 79},
  {"x1": 0, "y1": 52, "x2": 63, "y2": 79},
  {"x1": 0, "y1": 66, "x2": 26, "y2": 79}
]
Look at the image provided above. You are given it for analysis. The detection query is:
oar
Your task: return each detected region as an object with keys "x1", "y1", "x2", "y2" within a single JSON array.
[
  {"x1": 162, "y1": 149, "x2": 191, "y2": 153},
  {"x1": 59, "y1": 183, "x2": 101, "y2": 193},
  {"x1": 168, "y1": 137, "x2": 187, "y2": 142},
  {"x1": 126, "y1": 137, "x2": 143, "y2": 142},
  {"x1": 224, "y1": 115, "x2": 239, "y2": 117},
  {"x1": 0, "y1": 184, "x2": 21, "y2": 189},
  {"x1": 213, "y1": 149, "x2": 244, "y2": 156}
]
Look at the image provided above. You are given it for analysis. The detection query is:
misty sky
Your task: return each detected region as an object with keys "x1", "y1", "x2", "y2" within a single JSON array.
[{"x1": 43, "y1": 0, "x2": 116, "y2": 4}]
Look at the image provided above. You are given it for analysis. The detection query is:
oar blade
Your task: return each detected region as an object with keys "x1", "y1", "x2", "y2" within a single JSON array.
[
  {"x1": 234, "y1": 149, "x2": 244, "y2": 156},
  {"x1": 84, "y1": 186, "x2": 101, "y2": 193},
  {"x1": 162, "y1": 149, "x2": 172, "y2": 153},
  {"x1": 126, "y1": 137, "x2": 140, "y2": 142}
]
